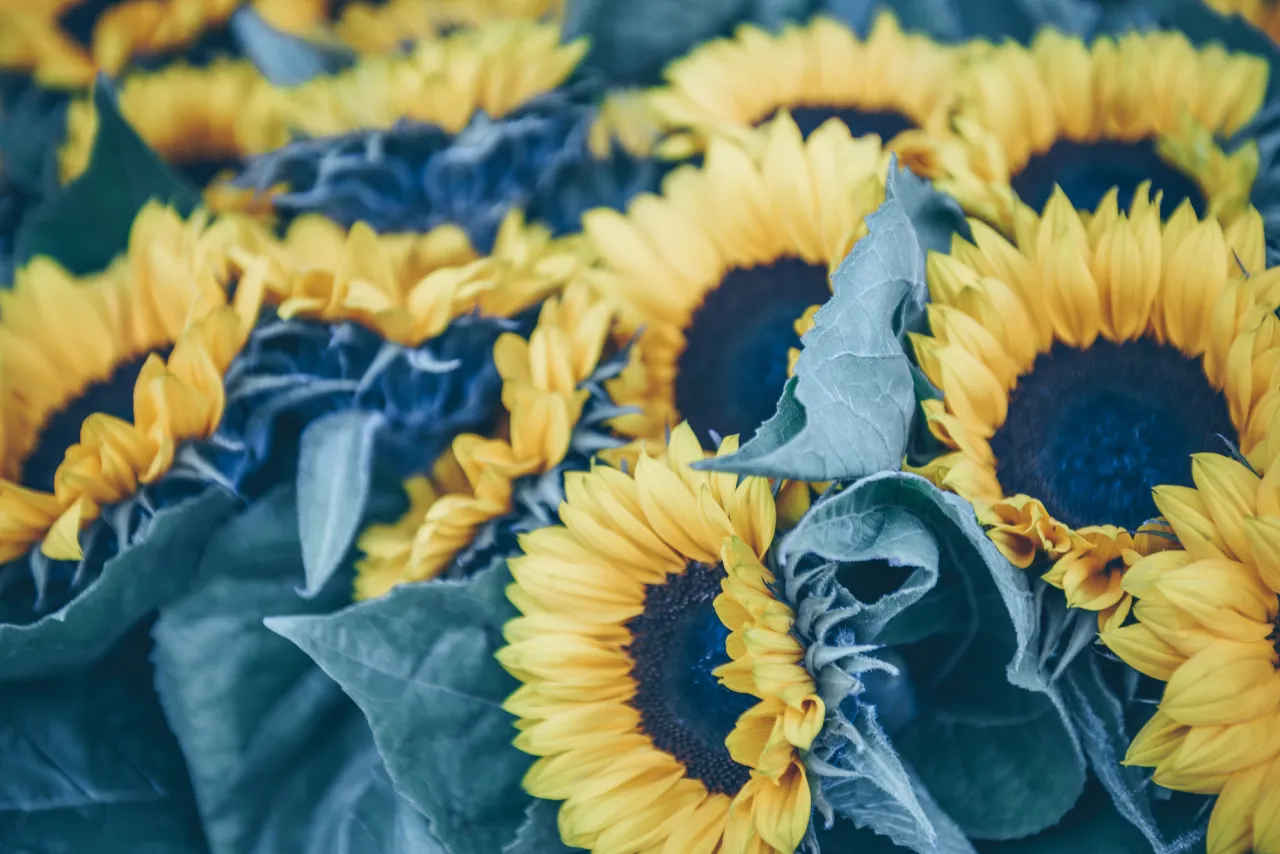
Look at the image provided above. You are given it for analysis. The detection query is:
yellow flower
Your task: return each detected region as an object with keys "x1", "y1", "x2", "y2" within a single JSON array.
[
  {"x1": 322, "y1": 0, "x2": 563, "y2": 53},
  {"x1": 212, "y1": 208, "x2": 580, "y2": 346},
  {"x1": 353, "y1": 281, "x2": 624, "y2": 598},
  {"x1": 583, "y1": 110, "x2": 888, "y2": 445},
  {"x1": 1100, "y1": 454, "x2": 1280, "y2": 854},
  {"x1": 911, "y1": 187, "x2": 1280, "y2": 598},
  {"x1": 256, "y1": 20, "x2": 585, "y2": 143},
  {"x1": 0, "y1": 202, "x2": 264, "y2": 562},
  {"x1": 935, "y1": 29, "x2": 1267, "y2": 230},
  {"x1": 0, "y1": 0, "x2": 241, "y2": 88},
  {"x1": 647, "y1": 11, "x2": 960, "y2": 175},
  {"x1": 496, "y1": 422, "x2": 821, "y2": 854}
]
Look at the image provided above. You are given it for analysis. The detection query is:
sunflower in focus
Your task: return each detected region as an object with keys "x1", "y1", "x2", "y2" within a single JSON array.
[
  {"x1": 1101, "y1": 454, "x2": 1280, "y2": 854},
  {"x1": 496, "y1": 422, "x2": 821, "y2": 853},
  {"x1": 0, "y1": 0, "x2": 242, "y2": 88},
  {"x1": 256, "y1": 19, "x2": 586, "y2": 143},
  {"x1": 935, "y1": 29, "x2": 1266, "y2": 231},
  {"x1": 0, "y1": 202, "x2": 264, "y2": 562},
  {"x1": 646, "y1": 12, "x2": 958, "y2": 174},
  {"x1": 584, "y1": 110, "x2": 886, "y2": 447},
  {"x1": 910, "y1": 187, "x2": 1280, "y2": 627},
  {"x1": 353, "y1": 279, "x2": 634, "y2": 600}
]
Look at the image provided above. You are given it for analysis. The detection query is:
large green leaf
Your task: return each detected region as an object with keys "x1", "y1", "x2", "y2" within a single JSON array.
[
  {"x1": 13, "y1": 76, "x2": 200, "y2": 276},
  {"x1": 267, "y1": 559, "x2": 548, "y2": 854},
  {"x1": 980, "y1": 782, "x2": 1156, "y2": 854},
  {"x1": 0, "y1": 487, "x2": 240, "y2": 682},
  {"x1": 153, "y1": 484, "x2": 429, "y2": 854},
  {"x1": 0, "y1": 628, "x2": 207, "y2": 853},
  {"x1": 698, "y1": 166, "x2": 951, "y2": 482}
]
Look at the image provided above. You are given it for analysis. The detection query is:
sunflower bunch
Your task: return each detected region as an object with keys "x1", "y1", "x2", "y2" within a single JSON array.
[{"x1": 6, "y1": 0, "x2": 1280, "y2": 852}]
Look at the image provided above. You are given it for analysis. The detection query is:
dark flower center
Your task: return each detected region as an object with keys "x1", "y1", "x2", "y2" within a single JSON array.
[
  {"x1": 1011, "y1": 139, "x2": 1207, "y2": 220},
  {"x1": 20, "y1": 351, "x2": 159, "y2": 494},
  {"x1": 990, "y1": 338, "x2": 1234, "y2": 531},
  {"x1": 675, "y1": 257, "x2": 830, "y2": 448},
  {"x1": 782, "y1": 106, "x2": 916, "y2": 142},
  {"x1": 625, "y1": 560, "x2": 755, "y2": 796}
]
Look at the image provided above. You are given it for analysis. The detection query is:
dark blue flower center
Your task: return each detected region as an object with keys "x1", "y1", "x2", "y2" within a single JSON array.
[
  {"x1": 675, "y1": 257, "x2": 830, "y2": 448},
  {"x1": 625, "y1": 560, "x2": 755, "y2": 796},
  {"x1": 783, "y1": 106, "x2": 915, "y2": 142},
  {"x1": 989, "y1": 338, "x2": 1234, "y2": 531},
  {"x1": 1011, "y1": 139, "x2": 1207, "y2": 220},
  {"x1": 20, "y1": 351, "x2": 161, "y2": 494}
]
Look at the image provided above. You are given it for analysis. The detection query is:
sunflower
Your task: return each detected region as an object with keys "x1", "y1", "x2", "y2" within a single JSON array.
[
  {"x1": 583, "y1": 110, "x2": 886, "y2": 446},
  {"x1": 934, "y1": 29, "x2": 1267, "y2": 231},
  {"x1": 0, "y1": 0, "x2": 243, "y2": 88},
  {"x1": 910, "y1": 186, "x2": 1280, "y2": 627},
  {"x1": 0, "y1": 202, "x2": 264, "y2": 562},
  {"x1": 59, "y1": 60, "x2": 283, "y2": 214},
  {"x1": 322, "y1": 0, "x2": 564, "y2": 53},
  {"x1": 353, "y1": 279, "x2": 635, "y2": 599},
  {"x1": 1100, "y1": 454, "x2": 1280, "y2": 854},
  {"x1": 254, "y1": 19, "x2": 586, "y2": 144},
  {"x1": 495, "y1": 422, "x2": 821, "y2": 853},
  {"x1": 1202, "y1": 0, "x2": 1280, "y2": 44},
  {"x1": 646, "y1": 11, "x2": 958, "y2": 174}
]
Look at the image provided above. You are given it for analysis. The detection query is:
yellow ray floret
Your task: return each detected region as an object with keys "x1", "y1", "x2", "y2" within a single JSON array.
[
  {"x1": 256, "y1": 19, "x2": 585, "y2": 142},
  {"x1": 647, "y1": 11, "x2": 960, "y2": 169},
  {"x1": 0, "y1": 0, "x2": 243, "y2": 88},
  {"x1": 211, "y1": 208, "x2": 581, "y2": 346},
  {"x1": 934, "y1": 29, "x2": 1267, "y2": 229},
  {"x1": 911, "y1": 187, "x2": 1280, "y2": 601},
  {"x1": 583, "y1": 110, "x2": 888, "y2": 439},
  {"x1": 1101, "y1": 454, "x2": 1280, "y2": 854},
  {"x1": 496, "y1": 422, "x2": 820, "y2": 854},
  {"x1": 354, "y1": 282, "x2": 633, "y2": 599},
  {"x1": 0, "y1": 202, "x2": 265, "y2": 562}
]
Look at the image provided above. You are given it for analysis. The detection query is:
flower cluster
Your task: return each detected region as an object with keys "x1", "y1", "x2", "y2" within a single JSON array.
[{"x1": 4, "y1": 1, "x2": 1280, "y2": 853}]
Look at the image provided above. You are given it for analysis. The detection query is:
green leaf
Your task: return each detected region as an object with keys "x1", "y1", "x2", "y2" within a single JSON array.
[
  {"x1": 153, "y1": 484, "x2": 427, "y2": 854},
  {"x1": 0, "y1": 487, "x2": 240, "y2": 682},
  {"x1": 896, "y1": 711, "x2": 1085, "y2": 841},
  {"x1": 979, "y1": 782, "x2": 1155, "y2": 854},
  {"x1": 781, "y1": 472, "x2": 1085, "y2": 846},
  {"x1": 697, "y1": 166, "x2": 935, "y2": 482},
  {"x1": 267, "y1": 559, "x2": 540, "y2": 854},
  {"x1": 297, "y1": 410, "x2": 384, "y2": 598},
  {"x1": 503, "y1": 801, "x2": 583, "y2": 854},
  {"x1": 13, "y1": 76, "x2": 200, "y2": 276},
  {"x1": 0, "y1": 629, "x2": 207, "y2": 853},
  {"x1": 563, "y1": 0, "x2": 746, "y2": 84}
]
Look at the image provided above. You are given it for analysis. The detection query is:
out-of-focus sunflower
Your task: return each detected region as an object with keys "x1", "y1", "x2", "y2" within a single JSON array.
[
  {"x1": 254, "y1": 19, "x2": 586, "y2": 143},
  {"x1": 1202, "y1": 0, "x2": 1280, "y2": 44},
  {"x1": 583, "y1": 110, "x2": 886, "y2": 447},
  {"x1": 0, "y1": 202, "x2": 264, "y2": 562},
  {"x1": 320, "y1": 0, "x2": 564, "y2": 53},
  {"x1": 1101, "y1": 454, "x2": 1280, "y2": 854},
  {"x1": 59, "y1": 60, "x2": 283, "y2": 214},
  {"x1": 0, "y1": 0, "x2": 244, "y2": 88},
  {"x1": 935, "y1": 29, "x2": 1267, "y2": 230},
  {"x1": 646, "y1": 11, "x2": 958, "y2": 174},
  {"x1": 352, "y1": 278, "x2": 641, "y2": 599},
  {"x1": 910, "y1": 187, "x2": 1280, "y2": 627},
  {"x1": 495, "y1": 422, "x2": 821, "y2": 854}
]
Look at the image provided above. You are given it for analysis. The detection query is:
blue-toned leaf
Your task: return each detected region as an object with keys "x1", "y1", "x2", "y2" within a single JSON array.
[
  {"x1": 13, "y1": 76, "x2": 200, "y2": 276},
  {"x1": 0, "y1": 629, "x2": 206, "y2": 853},
  {"x1": 980, "y1": 783, "x2": 1157, "y2": 854},
  {"x1": 267, "y1": 559, "x2": 542, "y2": 854},
  {"x1": 297, "y1": 409, "x2": 384, "y2": 598},
  {"x1": 697, "y1": 166, "x2": 939, "y2": 482},
  {"x1": 153, "y1": 484, "x2": 423, "y2": 854},
  {"x1": 503, "y1": 801, "x2": 583, "y2": 854},
  {"x1": 229, "y1": 7, "x2": 354, "y2": 86},
  {"x1": 0, "y1": 487, "x2": 240, "y2": 682}
]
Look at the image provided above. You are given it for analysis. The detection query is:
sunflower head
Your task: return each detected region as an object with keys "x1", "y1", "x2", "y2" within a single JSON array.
[
  {"x1": 911, "y1": 186, "x2": 1280, "y2": 606},
  {"x1": 1100, "y1": 453, "x2": 1280, "y2": 854},
  {"x1": 935, "y1": 28, "x2": 1267, "y2": 230},
  {"x1": 495, "y1": 422, "x2": 820, "y2": 853},
  {"x1": 585, "y1": 110, "x2": 887, "y2": 446},
  {"x1": 0, "y1": 202, "x2": 264, "y2": 562}
]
